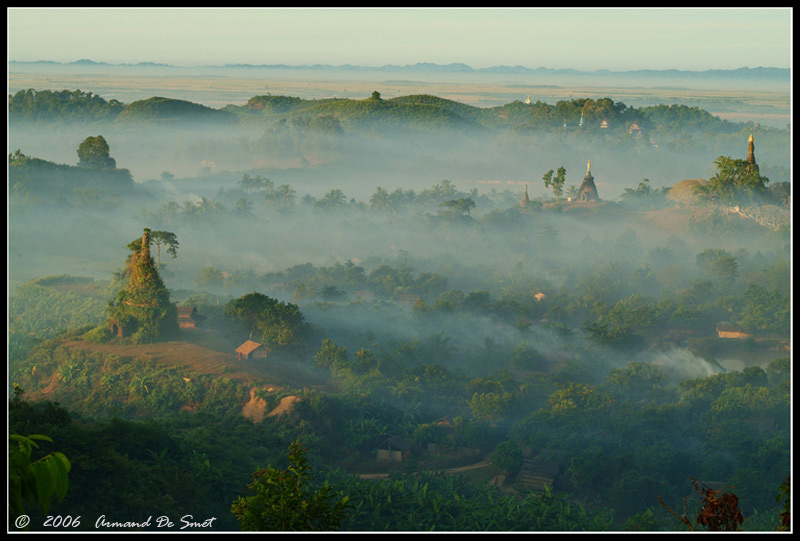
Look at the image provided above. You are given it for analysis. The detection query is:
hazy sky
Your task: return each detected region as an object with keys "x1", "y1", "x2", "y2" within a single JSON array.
[{"x1": 7, "y1": 7, "x2": 792, "y2": 71}]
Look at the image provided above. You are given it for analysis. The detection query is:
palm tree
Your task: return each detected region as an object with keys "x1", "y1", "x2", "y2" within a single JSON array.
[
  {"x1": 129, "y1": 375, "x2": 150, "y2": 396},
  {"x1": 268, "y1": 184, "x2": 296, "y2": 210},
  {"x1": 424, "y1": 333, "x2": 456, "y2": 362},
  {"x1": 370, "y1": 186, "x2": 391, "y2": 212},
  {"x1": 59, "y1": 362, "x2": 80, "y2": 383},
  {"x1": 234, "y1": 197, "x2": 254, "y2": 215}
]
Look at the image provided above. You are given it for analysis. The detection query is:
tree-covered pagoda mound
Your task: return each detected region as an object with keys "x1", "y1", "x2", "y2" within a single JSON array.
[{"x1": 105, "y1": 228, "x2": 178, "y2": 343}]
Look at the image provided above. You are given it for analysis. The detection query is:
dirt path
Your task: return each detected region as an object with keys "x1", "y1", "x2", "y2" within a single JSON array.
[{"x1": 356, "y1": 459, "x2": 493, "y2": 480}]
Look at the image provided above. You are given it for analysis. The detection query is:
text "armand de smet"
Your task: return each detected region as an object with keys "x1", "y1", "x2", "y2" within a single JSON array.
[{"x1": 95, "y1": 515, "x2": 217, "y2": 530}]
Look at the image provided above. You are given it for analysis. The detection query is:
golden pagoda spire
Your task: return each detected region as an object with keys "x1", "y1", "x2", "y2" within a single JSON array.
[
  {"x1": 587, "y1": 160, "x2": 591, "y2": 176},
  {"x1": 746, "y1": 133, "x2": 758, "y2": 171}
]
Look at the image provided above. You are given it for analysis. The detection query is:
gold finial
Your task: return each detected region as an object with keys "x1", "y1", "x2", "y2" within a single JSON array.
[
  {"x1": 749, "y1": 133, "x2": 754, "y2": 143},
  {"x1": 587, "y1": 160, "x2": 591, "y2": 175}
]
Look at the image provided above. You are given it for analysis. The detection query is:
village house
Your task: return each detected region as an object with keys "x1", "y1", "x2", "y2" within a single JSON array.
[
  {"x1": 715, "y1": 322, "x2": 751, "y2": 339},
  {"x1": 397, "y1": 293, "x2": 421, "y2": 305},
  {"x1": 744, "y1": 417, "x2": 775, "y2": 438},
  {"x1": 236, "y1": 339, "x2": 268, "y2": 360},
  {"x1": 177, "y1": 305, "x2": 206, "y2": 329},
  {"x1": 518, "y1": 457, "x2": 561, "y2": 491},
  {"x1": 353, "y1": 290, "x2": 375, "y2": 301},
  {"x1": 376, "y1": 436, "x2": 414, "y2": 462}
]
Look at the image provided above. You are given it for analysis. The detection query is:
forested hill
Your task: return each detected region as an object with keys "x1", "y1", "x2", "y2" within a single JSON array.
[
  {"x1": 9, "y1": 88, "x2": 780, "y2": 139},
  {"x1": 236, "y1": 92, "x2": 489, "y2": 134},
  {"x1": 113, "y1": 96, "x2": 240, "y2": 127}
]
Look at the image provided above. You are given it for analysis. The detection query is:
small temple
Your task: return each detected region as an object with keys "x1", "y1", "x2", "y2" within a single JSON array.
[
  {"x1": 746, "y1": 133, "x2": 759, "y2": 173},
  {"x1": 575, "y1": 160, "x2": 600, "y2": 202},
  {"x1": 520, "y1": 183, "x2": 530, "y2": 209}
]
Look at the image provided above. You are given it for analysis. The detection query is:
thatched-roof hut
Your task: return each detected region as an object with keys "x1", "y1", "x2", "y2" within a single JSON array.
[
  {"x1": 236, "y1": 339, "x2": 268, "y2": 360},
  {"x1": 177, "y1": 306, "x2": 206, "y2": 329}
]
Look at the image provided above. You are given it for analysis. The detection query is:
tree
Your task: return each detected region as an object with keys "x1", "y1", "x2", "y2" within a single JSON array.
[
  {"x1": 543, "y1": 167, "x2": 566, "y2": 200},
  {"x1": 658, "y1": 478, "x2": 744, "y2": 531},
  {"x1": 9, "y1": 434, "x2": 71, "y2": 528},
  {"x1": 238, "y1": 174, "x2": 273, "y2": 193},
  {"x1": 777, "y1": 476, "x2": 790, "y2": 531},
  {"x1": 195, "y1": 266, "x2": 225, "y2": 290},
  {"x1": 621, "y1": 178, "x2": 670, "y2": 209},
  {"x1": 315, "y1": 189, "x2": 348, "y2": 210},
  {"x1": 230, "y1": 441, "x2": 350, "y2": 531},
  {"x1": 224, "y1": 292, "x2": 309, "y2": 349},
  {"x1": 694, "y1": 156, "x2": 769, "y2": 204},
  {"x1": 438, "y1": 197, "x2": 475, "y2": 221},
  {"x1": 354, "y1": 349, "x2": 376, "y2": 373},
  {"x1": 492, "y1": 440, "x2": 524, "y2": 477},
  {"x1": 696, "y1": 249, "x2": 739, "y2": 284},
  {"x1": 149, "y1": 230, "x2": 179, "y2": 268},
  {"x1": 265, "y1": 184, "x2": 296, "y2": 210},
  {"x1": 314, "y1": 339, "x2": 350, "y2": 371},
  {"x1": 234, "y1": 197, "x2": 254, "y2": 216},
  {"x1": 77, "y1": 135, "x2": 116, "y2": 169},
  {"x1": 370, "y1": 186, "x2": 392, "y2": 212}
]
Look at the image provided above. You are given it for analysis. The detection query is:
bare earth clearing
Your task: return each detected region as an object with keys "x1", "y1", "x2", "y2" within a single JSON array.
[{"x1": 61, "y1": 327, "x2": 336, "y2": 392}]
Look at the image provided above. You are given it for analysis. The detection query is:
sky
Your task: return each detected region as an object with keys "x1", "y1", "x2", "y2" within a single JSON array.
[{"x1": 6, "y1": 7, "x2": 793, "y2": 71}]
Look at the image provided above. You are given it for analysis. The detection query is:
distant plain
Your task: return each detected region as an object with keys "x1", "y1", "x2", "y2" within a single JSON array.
[{"x1": 8, "y1": 67, "x2": 790, "y2": 129}]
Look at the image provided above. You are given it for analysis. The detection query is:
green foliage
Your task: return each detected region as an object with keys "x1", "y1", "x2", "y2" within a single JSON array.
[
  {"x1": 604, "y1": 364, "x2": 667, "y2": 405},
  {"x1": 314, "y1": 189, "x2": 348, "y2": 210},
  {"x1": 8, "y1": 149, "x2": 134, "y2": 201},
  {"x1": 113, "y1": 96, "x2": 239, "y2": 127},
  {"x1": 693, "y1": 156, "x2": 769, "y2": 204},
  {"x1": 776, "y1": 476, "x2": 790, "y2": 531},
  {"x1": 696, "y1": 248, "x2": 739, "y2": 284},
  {"x1": 438, "y1": 197, "x2": 476, "y2": 221},
  {"x1": 231, "y1": 441, "x2": 351, "y2": 531},
  {"x1": 620, "y1": 178, "x2": 670, "y2": 210},
  {"x1": 237, "y1": 173, "x2": 273, "y2": 192},
  {"x1": 737, "y1": 283, "x2": 789, "y2": 334},
  {"x1": 9, "y1": 433, "x2": 71, "y2": 527},
  {"x1": 331, "y1": 470, "x2": 612, "y2": 531},
  {"x1": 492, "y1": 439, "x2": 524, "y2": 476},
  {"x1": 149, "y1": 230, "x2": 179, "y2": 268},
  {"x1": 77, "y1": 135, "x2": 116, "y2": 169},
  {"x1": 8, "y1": 88, "x2": 125, "y2": 123},
  {"x1": 543, "y1": 166, "x2": 566, "y2": 200},
  {"x1": 314, "y1": 339, "x2": 350, "y2": 371},
  {"x1": 224, "y1": 292, "x2": 309, "y2": 349},
  {"x1": 9, "y1": 276, "x2": 108, "y2": 344}
]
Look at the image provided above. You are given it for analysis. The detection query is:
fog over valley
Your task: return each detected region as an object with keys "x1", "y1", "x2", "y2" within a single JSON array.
[{"x1": 8, "y1": 58, "x2": 791, "y2": 532}]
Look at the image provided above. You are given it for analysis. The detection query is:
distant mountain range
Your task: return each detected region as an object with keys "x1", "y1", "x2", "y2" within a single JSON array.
[{"x1": 8, "y1": 59, "x2": 790, "y2": 80}]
